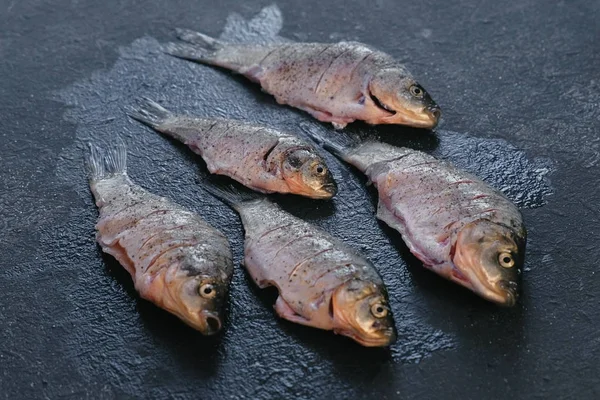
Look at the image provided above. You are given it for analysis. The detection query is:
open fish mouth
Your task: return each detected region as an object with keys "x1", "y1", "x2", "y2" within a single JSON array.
[
  {"x1": 184, "y1": 310, "x2": 223, "y2": 335},
  {"x1": 170, "y1": 305, "x2": 223, "y2": 335},
  {"x1": 368, "y1": 89, "x2": 397, "y2": 115},
  {"x1": 386, "y1": 105, "x2": 440, "y2": 128},
  {"x1": 368, "y1": 89, "x2": 440, "y2": 128},
  {"x1": 200, "y1": 310, "x2": 223, "y2": 335}
]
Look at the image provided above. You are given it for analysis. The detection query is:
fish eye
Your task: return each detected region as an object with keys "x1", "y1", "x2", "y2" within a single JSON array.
[
  {"x1": 409, "y1": 85, "x2": 424, "y2": 98},
  {"x1": 314, "y1": 164, "x2": 327, "y2": 175},
  {"x1": 370, "y1": 303, "x2": 388, "y2": 318},
  {"x1": 199, "y1": 283, "x2": 217, "y2": 299},
  {"x1": 498, "y1": 252, "x2": 515, "y2": 268}
]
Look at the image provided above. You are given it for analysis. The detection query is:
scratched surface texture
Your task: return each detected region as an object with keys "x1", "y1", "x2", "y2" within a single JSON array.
[{"x1": 0, "y1": 0, "x2": 598, "y2": 399}]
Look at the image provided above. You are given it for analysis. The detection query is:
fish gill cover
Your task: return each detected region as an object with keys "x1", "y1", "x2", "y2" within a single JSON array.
[{"x1": 49, "y1": 4, "x2": 553, "y2": 392}]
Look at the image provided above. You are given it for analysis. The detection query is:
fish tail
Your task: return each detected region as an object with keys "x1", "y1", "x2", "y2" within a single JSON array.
[
  {"x1": 163, "y1": 29, "x2": 223, "y2": 64},
  {"x1": 163, "y1": 42, "x2": 213, "y2": 64},
  {"x1": 85, "y1": 143, "x2": 105, "y2": 182},
  {"x1": 126, "y1": 97, "x2": 174, "y2": 130},
  {"x1": 85, "y1": 140, "x2": 128, "y2": 183},
  {"x1": 300, "y1": 124, "x2": 358, "y2": 160},
  {"x1": 201, "y1": 178, "x2": 260, "y2": 211},
  {"x1": 175, "y1": 28, "x2": 223, "y2": 49},
  {"x1": 104, "y1": 139, "x2": 128, "y2": 175}
]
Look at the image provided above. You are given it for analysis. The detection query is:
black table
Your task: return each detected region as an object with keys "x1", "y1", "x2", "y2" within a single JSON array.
[{"x1": 1, "y1": 1, "x2": 598, "y2": 398}]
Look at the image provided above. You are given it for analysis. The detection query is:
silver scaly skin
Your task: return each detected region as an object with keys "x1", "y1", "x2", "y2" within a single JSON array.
[
  {"x1": 165, "y1": 29, "x2": 441, "y2": 130},
  {"x1": 128, "y1": 98, "x2": 336, "y2": 199},
  {"x1": 308, "y1": 133, "x2": 526, "y2": 306},
  {"x1": 86, "y1": 142, "x2": 233, "y2": 334},
  {"x1": 204, "y1": 184, "x2": 397, "y2": 347}
]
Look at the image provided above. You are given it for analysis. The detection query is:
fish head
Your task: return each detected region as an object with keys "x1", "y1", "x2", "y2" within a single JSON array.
[
  {"x1": 331, "y1": 279, "x2": 397, "y2": 347},
  {"x1": 452, "y1": 219, "x2": 526, "y2": 306},
  {"x1": 165, "y1": 267, "x2": 230, "y2": 335},
  {"x1": 281, "y1": 148, "x2": 337, "y2": 199},
  {"x1": 366, "y1": 68, "x2": 440, "y2": 129}
]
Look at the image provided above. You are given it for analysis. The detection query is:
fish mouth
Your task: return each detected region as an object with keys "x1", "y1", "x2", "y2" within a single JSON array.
[
  {"x1": 423, "y1": 106, "x2": 441, "y2": 127},
  {"x1": 331, "y1": 293, "x2": 397, "y2": 347},
  {"x1": 368, "y1": 90, "x2": 440, "y2": 129},
  {"x1": 301, "y1": 182, "x2": 337, "y2": 199},
  {"x1": 335, "y1": 326, "x2": 397, "y2": 347},
  {"x1": 496, "y1": 280, "x2": 519, "y2": 307},
  {"x1": 481, "y1": 284, "x2": 518, "y2": 307},
  {"x1": 386, "y1": 105, "x2": 440, "y2": 129},
  {"x1": 368, "y1": 89, "x2": 397, "y2": 116},
  {"x1": 463, "y1": 269, "x2": 519, "y2": 307},
  {"x1": 197, "y1": 310, "x2": 222, "y2": 335},
  {"x1": 316, "y1": 182, "x2": 338, "y2": 199},
  {"x1": 168, "y1": 309, "x2": 223, "y2": 335}
]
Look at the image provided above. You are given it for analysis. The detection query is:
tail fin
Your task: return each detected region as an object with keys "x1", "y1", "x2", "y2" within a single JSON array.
[
  {"x1": 175, "y1": 28, "x2": 223, "y2": 49},
  {"x1": 126, "y1": 97, "x2": 174, "y2": 130},
  {"x1": 163, "y1": 42, "x2": 215, "y2": 63},
  {"x1": 201, "y1": 177, "x2": 261, "y2": 211},
  {"x1": 299, "y1": 124, "x2": 360, "y2": 160},
  {"x1": 85, "y1": 140, "x2": 127, "y2": 182},
  {"x1": 163, "y1": 29, "x2": 223, "y2": 64},
  {"x1": 86, "y1": 143, "x2": 105, "y2": 182}
]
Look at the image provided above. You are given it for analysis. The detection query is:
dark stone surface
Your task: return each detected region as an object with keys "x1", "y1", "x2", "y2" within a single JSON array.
[{"x1": 0, "y1": 0, "x2": 598, "y2": 399}]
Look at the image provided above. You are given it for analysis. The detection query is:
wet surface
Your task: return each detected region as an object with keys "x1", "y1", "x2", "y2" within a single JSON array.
[{"x1": 1, "y1": 1, "x2": 599, "y2": 399}]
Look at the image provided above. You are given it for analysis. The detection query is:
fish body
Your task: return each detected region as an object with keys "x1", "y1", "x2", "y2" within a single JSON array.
[
  {"x1": 128, "y1": 98, "x2": 336, "y2": 199},
  {"x1": 166, "y1": 29, "x2": 440, "y2": 130},
  {"x1": 309, "y1": 133, "x2": 526, "y2": 306},
  {"x1": 205, "y1": 184, "x2": 396, "y2": 347},
  {"x1": 86, "y1": 142, "x2": 233, "y2": 334}
]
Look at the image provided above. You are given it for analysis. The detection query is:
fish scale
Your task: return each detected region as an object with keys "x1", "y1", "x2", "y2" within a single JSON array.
[
  {"x1": 203, "y1": 185, "x2": 397, "y2": 347},
  {"x1": 166, "y1": 28, "x2": 441, "y2": 129},
  {"x1": 87, "y1": 143, "x2": 233, "y2": 335},
  {"x1": 128, "y1": 98, "x2": 337, "y2": 198},
  {"x1": 307, "y1": 133, "x2": 526, "y2": 306}
]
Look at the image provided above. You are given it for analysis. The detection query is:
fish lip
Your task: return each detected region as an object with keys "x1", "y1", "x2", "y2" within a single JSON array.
[
  {"x1": 425, "y1": 105, "x2": 441, "y2": 127},
  {"x1": 464, "y1": 268, "x2": 519, "y2": 306},
  {"x1": 382, "y1": 105, "x2": 440, "y2": 129},
  {"x1": 368, "y1": 88, "x2": 397, "y2": 116},
  {"x1": 304, "y1": 183, "x2": 337, "y2": 199},
  {"x1": 320, "y1": 182, "x2": 338, "y2": 197},
  {"x1": 336, "y1": 327, "x2": 397, "y2": 347},
  {"x1": 366, "y1": 84, "x2": 440, "y2": 129},
  {"x1": 331, "y1": 294, "x2": 397, "y2": 347},
  {"x1": 199, "y1": 310, "x2": 222, "y2": 335},
  {"x1": 496, "y1": 280, "x2": 519, "y2": 307}
]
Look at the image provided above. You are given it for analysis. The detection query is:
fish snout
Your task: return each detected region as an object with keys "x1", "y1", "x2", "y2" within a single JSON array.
[
  {"x1": 496, "y1": 280, "x2": 519, "y2": 307},
  {"x1": 382, "y1": 326, "x2": 397, "y2": 346},
  {"x1": 355, "y1": 326, "x2": 397, "y2": 347},
  {"x1": 307, "y1": 181, "x2": 338, "y2": 199},
  {"x1": 200, "y1": 310, "x2": 222, "y2": 335},
  {"x1": 425, "y1": 105, "x2": 441, "y2": 128},
  {"x1": 320, "y1": 182, "x2": 338, "y2": 198},
  {"x1": 394, "y1": 104, "x2": 441, "y2": 129}
]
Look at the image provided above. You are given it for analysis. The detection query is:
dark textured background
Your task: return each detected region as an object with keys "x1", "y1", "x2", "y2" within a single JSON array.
[{"x1": 0, "y1": 0, "x2": 598, "y2": 399}]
